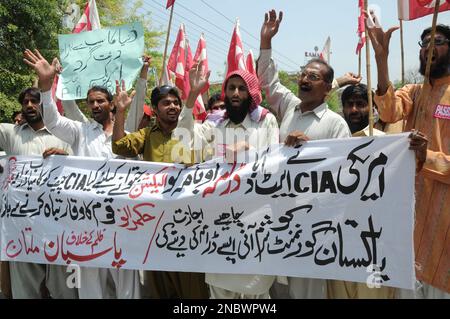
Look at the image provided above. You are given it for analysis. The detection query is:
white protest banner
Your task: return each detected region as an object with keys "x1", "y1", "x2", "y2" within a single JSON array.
[
  {"x1": 0, "y1": 134, "x2": 415, "y2": 289},
  {"x1": 56, "y1": 22, "x2": 144, "y2": 100}
]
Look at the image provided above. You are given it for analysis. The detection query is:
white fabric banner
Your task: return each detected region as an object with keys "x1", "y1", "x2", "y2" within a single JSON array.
[{"x1": 0, "y1": 134, "x2": 415, "y2": 289}]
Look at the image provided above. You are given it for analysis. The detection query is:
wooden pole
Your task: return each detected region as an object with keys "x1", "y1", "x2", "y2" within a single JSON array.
[
  {"x1": 364, "y1": 0, "x2": 374, "y2": 136},
  {"x1": 358, "y1": 51, "x2": 362, "y2": 77},
  {"x1": 160, "y1": 3, "x2": 175, "y2": 86},
  {"x1": 412, "y1": 0, "x2": 441, "y2": 127},
  {"x1": 400, "y1": 19, "x2": 405, "y2": 85}
]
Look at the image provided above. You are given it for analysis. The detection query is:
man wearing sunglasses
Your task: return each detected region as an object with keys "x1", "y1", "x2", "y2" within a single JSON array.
[
  {"x1": 368, "y1": 22, "x2": 450, "y2": 298},
  {"x1": 0, "y1": 87, "x2": 73, "y2": 299}
]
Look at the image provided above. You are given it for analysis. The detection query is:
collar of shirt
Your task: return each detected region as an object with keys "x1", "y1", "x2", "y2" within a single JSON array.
[
  {"x1": 87, "y1": 119, "x2": 114, "y2": 137},
  {"x1": 18, "y1": 123, "x2": 52, "y2": 134},
  {"x1": 295, "y1": 102, "x2": 328, "y2": 120},
  {"x1": 221, "y1": 113, "x2": 252, "y2": 130},
  {"x1": 149, "y1": 121, "x2": 173, "y2": 137}
]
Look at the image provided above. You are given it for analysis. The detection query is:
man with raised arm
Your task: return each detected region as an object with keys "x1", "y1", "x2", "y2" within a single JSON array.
[
  {"x1": 176, "y1": 62, "x2": 279, "y2": 299},
  {"x1": 368, "y1": 22, "x2": 450, "y2": 298},
  {"x1": 257, "y1": 9, "x2": 352, "y2": 299},
  {"x1": 23, "y1": 49, "x2": 141, "y2": 299}
]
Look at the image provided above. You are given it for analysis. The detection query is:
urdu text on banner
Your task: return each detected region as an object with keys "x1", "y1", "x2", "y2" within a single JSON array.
[{"x1": 0, "y1": 134, "x2": 415, "y2": 289}]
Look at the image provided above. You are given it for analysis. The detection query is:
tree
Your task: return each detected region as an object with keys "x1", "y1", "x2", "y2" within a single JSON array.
[
  {"x1": 0, "y1": 0, "x2": 62, "y2": 123},
  {"x1": 0, "y1": 0, "x2": 165, "y2": 122}
]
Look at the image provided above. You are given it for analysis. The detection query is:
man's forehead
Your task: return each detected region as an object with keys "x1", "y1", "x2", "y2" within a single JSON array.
[
  {"x1": 227, "y1": 75, "x2": 246, "y2": 86},
  {"x1": 423, "y1": 31, "x2": 447, "y2": 39},
  {"x1": 303, "y1": 62, "x2": 325, "y2": 72},
  {"x1": 22, "y1": 93, "x2": 39, "y2": 100},
  {"x1": 344, "y1": 96, "x2": 367, "y2": 103},
  {"x1": 87, "y1": 91, "x2": 108, "y2": 100}
]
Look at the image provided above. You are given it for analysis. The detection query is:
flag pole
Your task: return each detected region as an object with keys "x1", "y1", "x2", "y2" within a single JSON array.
[
  {"x1": 358, "y1": 51, "x2": 362, "y2": 77},
  {"x1": 160, "y1": 3, "x2": 175, "y2": 86},
  {"x1": 364, "y1": 0, "x2": 374, "y2": 136},
  {"x1": 400, "y1": 19, "x2": 405, "y2": 85},
  {"x1": 412, "y1": 0, "x2": 441, "y2": 127}
]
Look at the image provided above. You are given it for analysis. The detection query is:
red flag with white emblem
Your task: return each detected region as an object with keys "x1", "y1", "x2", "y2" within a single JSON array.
[
  {"x1": 226, "y1": 19, "x2": 246, "y2": 76},
  {"x1": 246, "y1": 50, "x2": 256, "y2": 76},
  {"x1": 72, "y1": 0, "x2": 101, "y2": 33},
  {"x1": 398, "y1": 0, "x2": 450, "y2": 20},
  {"x1": 193, "y1": 34, "x2": 209, "y2": 93},
  {"x1": 186, "y1": 39, "x2": 207, "y2": 122},
  {"x1": 167, "y1": 25, "x2": 188, "y2": 99},
  {"x1": 320, "y1": 37, "x2": 331, "y2": 63}
]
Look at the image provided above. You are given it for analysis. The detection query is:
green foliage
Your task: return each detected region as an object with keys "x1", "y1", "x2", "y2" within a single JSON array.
[
  {"x1": 0, "y1": 0, "x2": 165, "y2": 123},
  {"x1": 0, "y1": 0, "x2": 62, "y2": 123},
  {"x1": 278, "y1": 71, "x2": 298, "y2": 97},
  {"x1": 325, "y1": 90, "x2": 341, "y2": 113}
]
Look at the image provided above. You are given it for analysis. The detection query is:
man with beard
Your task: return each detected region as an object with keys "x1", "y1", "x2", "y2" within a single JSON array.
[
  {"x1": 0, "y1": 87, "x2": 74, "y2": 299},
  {"x1": 257, "y1": 9, "x2": 352, "y2": 299},
  {"x1": 111, "y1": 83, "x2": 209, "y2": 299},
  {"x1": 341, "y1": 84, "x2": 385, "y2": 136},
  {"x1": 24, "y1": 49, "x2": 141, "y2": 299},
  {"x1": 177, "y1": 63, "x2": 279, "y2": 298},
  {"x1": 180, "y1": 67, "x2": 279, "y2": 163},
  {"x1": 368, "y1": 23, "x2": 450, "y2": 298}
]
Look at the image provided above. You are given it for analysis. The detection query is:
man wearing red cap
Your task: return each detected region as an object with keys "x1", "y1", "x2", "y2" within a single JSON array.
[{"x1": 178, "y1": 63, "x2": 279, "y2": 298}]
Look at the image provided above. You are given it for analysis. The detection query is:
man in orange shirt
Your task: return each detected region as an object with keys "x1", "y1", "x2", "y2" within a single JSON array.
[{"x1": 369, "y1": 23, "x2": 450, "y2": 298}]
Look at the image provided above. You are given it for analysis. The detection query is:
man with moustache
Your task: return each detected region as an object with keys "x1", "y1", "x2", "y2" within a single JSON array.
[
  {"x1": 0, "y1": 87, "x2": 73, "y2": 299},
  {"x1": 341, "y1": 83, "x2": 385, "y2": 136},
  {"x1": 368, "y1": 23, "x2": 450, "y2": 298},
  {"x1": 23, "y1": 49, "x2": 141, "y2": 299},
  {"x1": 111, "y1": 83, "x2": 209, "y2": 299},
  {"x1": 177, "y1": 62, "x2": 279, "y2": 298},
  {"x1": 257, "y1": 9, "x2": 351, "y2": 299}
]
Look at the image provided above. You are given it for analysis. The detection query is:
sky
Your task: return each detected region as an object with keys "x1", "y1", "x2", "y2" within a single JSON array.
[{"x1": 140, "y1": 0, "x2": 450, "y2": 84}]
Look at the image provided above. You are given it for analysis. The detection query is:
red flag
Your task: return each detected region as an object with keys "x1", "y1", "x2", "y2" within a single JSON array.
[
  {"x1": 356, "y1": 0, "x2": 366, "y2": 55},
  {"x1": 398, "y1": 0, "x2": 450, "y2": 20},
  {"x1": 185, "y1": 40, "x2": 207, "y2": 122},
  {"x1": 166, "y1": 0, "x2": 175, "y2": 9},
  {"x1": 54, "y1": 0, "x2": 101, "y2": 114},
  {"x1": 226, "y1": 20, "x2": 246, "y2": 76},
  {"x1": 167, "y1": 25, "x2": 188, "y2": 99},
  {"x1": 319, "y1": 37, "x2": 331, "y2": 63},
  {"x1": 246, "y1": 50, "x2": 256, "y2": 76},
  {"x1": 193, "y1": 34, "x2": 209, "y2": 93},
  {"x1": 72, "y1": 0, "x2": 101, "y2": 33}
]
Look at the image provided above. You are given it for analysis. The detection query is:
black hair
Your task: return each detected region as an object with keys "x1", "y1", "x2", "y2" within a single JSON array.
[
  {"x1": 341, "y1": 84, "x2": 369, "y2": 106},
  {"x1": 305, "y1": 58, "x2": 334, "y2": 84},
  {"x1": 18, "y1": 87, "x2": 41, "y2": 105},
  {"x1": 150, "y1": 85, "x2": 182, "y2": 109},
  {"x1": 87, "y1": 86, "x2": 113, "y2": 102},
  {"x1": 421, "y1": 24, "x2": 450, "y2": 42},
  {"x1": 207, "y1": 93, "x2": 223, "y2": 110}
]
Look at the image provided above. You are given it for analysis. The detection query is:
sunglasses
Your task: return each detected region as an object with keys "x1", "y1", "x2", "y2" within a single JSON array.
[{"x1": 418, "y1": 37, "x2": 449, "y2": 48}]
